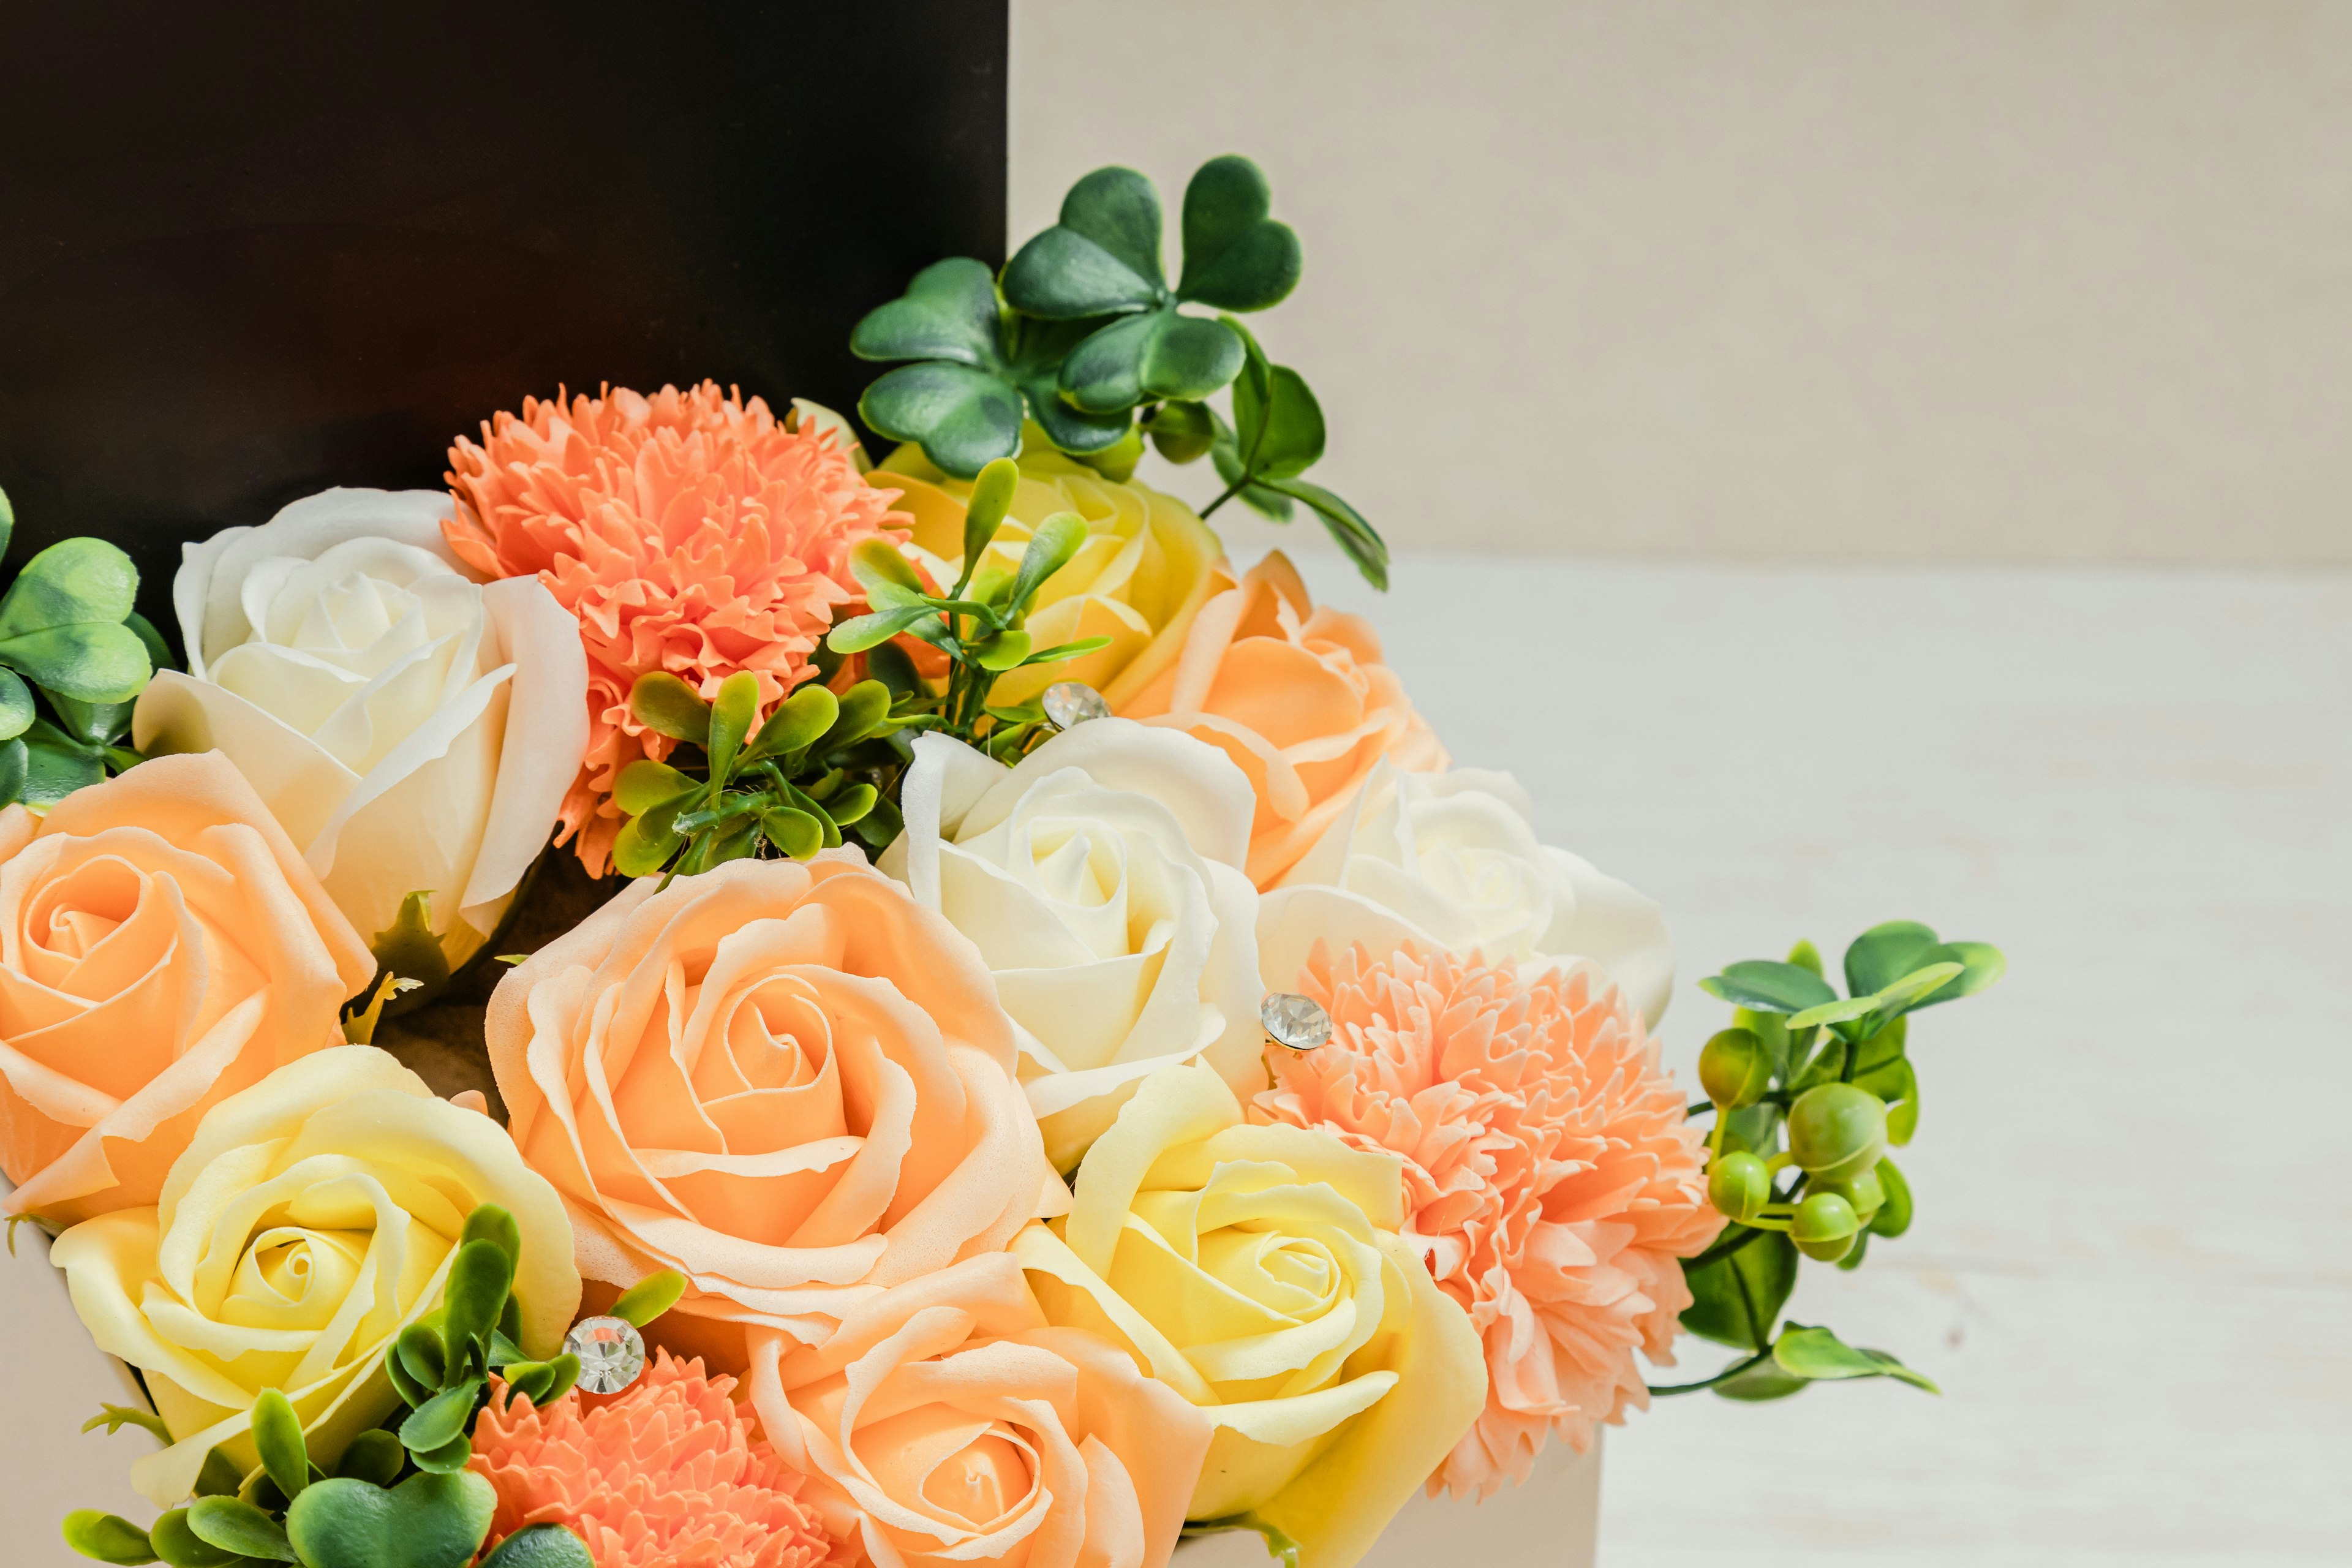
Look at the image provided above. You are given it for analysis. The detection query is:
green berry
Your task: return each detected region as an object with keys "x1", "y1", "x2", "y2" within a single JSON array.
[
  {"x1": 1698, "y1": 1028, "x2": 1773, "y2": 1109},
  {"x1": 1791, "y1": 1190, "x2": 1861, "y2": 1262},
  {"x1": 1787, "y1": 1083, "x2": 1888, "y2": 1182},
  {"x1": 1706, "y1": 1151, "x2": 1771, "y2": 1223},
  {"x1": 1812, "y1": 1162, "x2": 1887, "y2": 1225}
]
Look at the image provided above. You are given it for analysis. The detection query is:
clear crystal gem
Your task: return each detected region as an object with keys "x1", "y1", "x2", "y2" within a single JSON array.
[
  {"x1": 1260, "y1": 992, "x2": 1331, "y2": 1052},
  {"x1": 1041, "y1": 681, "x2": 1110, "y2": 729},
  {"x1": 563, "y1": 1314, "x2": 647, "y2": 1394}
]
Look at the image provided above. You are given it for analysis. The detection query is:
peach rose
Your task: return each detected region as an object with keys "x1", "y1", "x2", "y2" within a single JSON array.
[
  {"x1": 485, "y1": 854, "x2": 1061, "y2": 1352},
  {"x1": 746, "y1": 1251, "x2": 1212, "y2": 1568},
  {"x1": 0, "y1": 753, "x2": 374, "y2": 1224},
  {"x1": 1116, "y1": 553, "x2": 1445, "y2": 890}
]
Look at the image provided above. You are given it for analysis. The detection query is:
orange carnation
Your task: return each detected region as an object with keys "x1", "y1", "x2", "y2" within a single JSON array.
[
  {"x1": 1115, "y1": 552, "x2": 1444, "y2": 889},
  {"x1": 1252, "y1": 942, "x2": 1723, "y2": 1499},
  {"x1": 470, "y1": 1351, "x2": 842, "y2": 1568},
  {"x1": 445, "y1": 383, "x2": 908, "y2": 873}
]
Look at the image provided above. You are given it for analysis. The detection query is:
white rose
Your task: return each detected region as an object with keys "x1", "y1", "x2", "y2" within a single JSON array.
[
  {"x1": 132, "y1": 488, "x2": 587, "y2": 973},
  {"x1": 1258, "y1": 761, "x2": 1676, "y2": 1026},
  {"x1": 881, "y1": 717, "x2": 1265, "y2": 1169}
]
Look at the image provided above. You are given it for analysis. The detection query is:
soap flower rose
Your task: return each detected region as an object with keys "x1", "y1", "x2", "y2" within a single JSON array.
[
  {"x1": 876, "y1": 434, "x2": 1225, "y2": 709},
  {"x1": 133, "y1": 488, "x2": 588, "y2": 974},
  {"x1": 444, "y1": 383, "x2": 909, "y2": 874},
  {"x1": 1014, "y1": 1062, "x2": 1483, "y2": 1568},
  {"x1": 881, "y1": 718, "x2": 1265, "y2": 1170},
  {"x1": 472, "y1": 1350, "x2": 842, "y2": 1568},
  {"x1": 745, "y1": 1251, "x2": 1212, "y2": 1568},
  {"x1": 1117, "y1": 553, "x2": 1445, "y2": 891},
  {"x1": 1254, "y1": 943, "x2": 1722, "y2": 1498},
  {"x1": 48, "y1": 1046, "x2": 581, "y2": 1506},
  {"x1": 0, "y1": 752, "x2": 374, "y2": 1224},
  {"x1": 1259, "y1": 762, "x2": 1675, "y2": 1027},
  {"x1": 485, "y1": 854, "x2": 1058, "y2": 1355}
]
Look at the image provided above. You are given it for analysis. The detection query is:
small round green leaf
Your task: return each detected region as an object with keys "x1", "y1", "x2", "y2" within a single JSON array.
[
  {"x1": 706, "y1": 671, "x2": 760, "y2": 783},
  {"x1": 614, "y1": 760, "x2": 697, "y2": 815},
  {"x1": 745, "y1": 682, "x2": 840, "y2": 761},
  {"x1": 398, "y1": 1379, "x2": 484, "y2": 1456},
  {"x1": 250, "y1": 1387, "x2": 308, "y2": 1502},
  {"x1": 149, "y1": 1507, "x2": 243, "y2": 1567},
  {"x1": 761, "y1": 807, "x2": 824, "y2": 861},
  {"x1": 334, "y1": 1428, "x2": 406, "y2": 1488},
  {"x1": 818, "y1": 681, "x2": 894, "y2": 750},
  {"x1": 628, "y1": 672, "x2": 710, "y2": 744},
  {"x1": 62, "y1": 1511, "x2": 157, "y2": 1564},
  {"x1": 186, "y1": 1496, "x2": 295, "y2": 1562},
  {"x1": 442, "y1": 1239, "x2": 513, "y2": 1353},
  {"x1": 610, "y1": 815, "x2": 683, "y2": 878},
  {"x1": 611, "y1": 1268, "x2": 688, "y2": 1327}
]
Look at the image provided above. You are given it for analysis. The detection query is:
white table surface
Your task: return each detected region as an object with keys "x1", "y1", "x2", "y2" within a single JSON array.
[
  {"x1": 1287, "y1": 549, "x2": 2352, "y2": 1568},
  {"x1": 7, "y1": 550, "x2": 2347, "y2": 1566}
]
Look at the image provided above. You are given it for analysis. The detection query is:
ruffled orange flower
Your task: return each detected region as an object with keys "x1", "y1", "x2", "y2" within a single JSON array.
[
  {"x1": 469, "y1": 1351, "x2": 843, "y2": 1568},
  {"x1": 445, "y1": 383, "x2": 908, "y2": 873},
  {"x1": 1251, "y1": 942, "x2": 1723, "y2": 1499}
]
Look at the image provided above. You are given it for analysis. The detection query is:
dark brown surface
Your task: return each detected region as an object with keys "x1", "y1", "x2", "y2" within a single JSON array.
[
  {"x1": 0, "y1": 0, "x2": 1006, "y2": 634},
  {"x1": 373, "y1": 850, "x2": 625, "y2": 1118}
]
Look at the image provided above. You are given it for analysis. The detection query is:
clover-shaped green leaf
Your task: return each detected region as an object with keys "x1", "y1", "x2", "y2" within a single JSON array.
[
  {"x1": 1700, "y1": 960, "x2": 1841, "y2": 1016},
  {"x1": 851, "y1": 258, "x2": 1005, "y2": 369},
  {"x1": 284, "y1": 1471, "x2": 497, "y2": 1568},
  {"x1": 1180, "y1": 154, "x2": 1303, "y2": 312},
  {"x1": 479, "y1": 1525, "x2": 595, "y2": 1568},
  {"x1": 859, "y1": 363, "x2": 1025, "y2": 480},
  {"x1": 1844, "y1": 921, "x2": 2006, "y2": 1012},
  {"x1": 1003, "y1": 167, "x2": 1166, "y2": 318}
]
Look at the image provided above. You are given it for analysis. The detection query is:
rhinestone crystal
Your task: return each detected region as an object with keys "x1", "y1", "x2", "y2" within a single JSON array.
[
  {"x1": 562, "y1": 1314, "x2": 647, "y2": 1394},
  {"x1": 1260, "y1": 992, "x2": 1331, "y2": 1052},
  {"x1": 1041, "y1": 681, "x2": 1110, "y2": 730}
]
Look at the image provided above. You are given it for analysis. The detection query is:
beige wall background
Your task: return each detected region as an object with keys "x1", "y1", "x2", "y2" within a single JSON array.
[{"x1": 1010, "y1": 0, "x2": 2352, "y2": 565}]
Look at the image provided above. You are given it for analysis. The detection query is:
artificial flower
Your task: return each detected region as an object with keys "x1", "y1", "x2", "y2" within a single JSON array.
[
  {"x1": 881, "y1": 719, "x2": 1265, "y2": 1170},
  {"x1": 1254, "y1": 943, "x2": 1721, "y2": 1499},
  {"x1": 0, "y1": 752, "x2": 374, "y2": 1225},
  {"x1": 1259, "y1": 762, "x2": 1675, "y2": 1027},
  {"x1": 134, "y1": 488, "x2": 587, "y2": 973},
  {"x1": 443, "y1": 383, "x2": 907, "y2": 874},
  {"x1": 745, "y1": 1251, "x2": 1212, "y2": 1568},
  {"x1": 1117, "y1": 553, "x2": 1445, "y2": 891},
  {"x1": 484, "y1": 854, "x2": 1058, "y2": 1359},
  {"x1": 1014, "y1": 1061, "x2": 1483, "y2": 1568},
  {"x1": 48, "y1": 1046, "x2": 580, "y2": 1505},
  {"x1": 875, "y1": 435, "x2": 1226, "y2": 709},
  {"x1": 471, "y1": 1351, "x2": 840, "y2": 1568}
]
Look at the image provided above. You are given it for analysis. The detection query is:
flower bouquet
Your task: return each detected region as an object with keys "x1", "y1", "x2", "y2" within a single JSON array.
[{"x1": 2, "y1": 156, "x2": 2003, "y2": 1568}]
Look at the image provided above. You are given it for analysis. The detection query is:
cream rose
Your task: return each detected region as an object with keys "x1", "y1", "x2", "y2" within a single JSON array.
[
  {"x1": 1014, "y1": 1063, "x2": 1484, "y2": 1568},
  {"x1": 881, "y1": 719, "x2": 1265, "y2": 1170},
  {"x1": 1259, "y1": 763, "x2": 1675, "y2": 1027},
  {"x1": 133, "y1": 487, "x2": 588, "y2": 973},
  {"x1": 48, "y1": 1046, "x2": 580, "y2": 1506},
  {"x1": 745, "y1": 1251, "x2": 1213, "y2": 1568}
]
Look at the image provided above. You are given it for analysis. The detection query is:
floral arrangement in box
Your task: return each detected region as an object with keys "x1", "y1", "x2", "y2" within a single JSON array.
[{"x1": 0, "y1": 156, "x2": 2003, "y2": 1568}]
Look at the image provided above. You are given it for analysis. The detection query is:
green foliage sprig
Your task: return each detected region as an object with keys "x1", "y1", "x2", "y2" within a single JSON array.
[
  {"x1": 0, "y1": 486, "x2": 164, "y2": 807},
  {"x1": 610, "y1": 458, "x2": 1114, "y2": 880},
  {"x1": 59, "y1": 1205, "x2": 684, "y2": 1568},
  {"x1": 1653, "y1": 920, "x2": 2005, "y2": 1402},
  {"x1": 850, "y1": 157, "x2": 1389, "y2": 587}
]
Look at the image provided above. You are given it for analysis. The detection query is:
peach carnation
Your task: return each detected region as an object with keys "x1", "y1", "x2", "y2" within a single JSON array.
[
  {"x1": 469, "y1": 1350, "x2": 843, "y2": 1568},
  {"x1": 445, "y1": 382, "x2": 908, "y2": 873},
  {"x1": 1251, "y1": 942, "x2": 1724, "y2": 1500}
]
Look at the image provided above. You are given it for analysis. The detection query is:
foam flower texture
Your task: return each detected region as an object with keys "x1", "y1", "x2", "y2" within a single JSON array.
[
  {"x1": 443, "y1": 383, "x2": 908, "y2": 873},
  {"x1": 1254, "y1": 944, "x2": 1721, "y2": 1499},
  {"x1": 1014, "y1": 1061, "x2": 1483, "y2": 1568},
  {"x1": 1259, "y1": 762, "x2": 1675, "y2": 1027},
  {"x1": 485, "y1": 853, "x2": 1060, "y2": 1351},
  {"x1": 0, "y1": 752, "x2": 374, "y2": 1225},
  {"x1": 881, "y1": 719, "x2": 1265, "y2": 1170},
  {"x1": 470, "y1": 1351, "x2": 841, "y2": 1568},
  {"x1": 48, "y1": 1046, "x2": 580, "y2": 1506},
  {"x1": 134, "y1": 488, "x2": 587, "y2": 973},
  {"x1": 875, "y1": 437, "x2": 1227, "y2": 709},
  {"x1": 1115, "y1": 554, "x2": 1445, "y2": 891},
  {"x1": 745, "y1": 1251, "x2": 1212, "y2": 1568}
]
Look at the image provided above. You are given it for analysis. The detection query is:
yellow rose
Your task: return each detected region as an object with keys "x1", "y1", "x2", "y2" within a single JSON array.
[
  {"x1": 1013, "y1": 1062, "x2": 1484, "y2": 1568},
  {"x1": 48, "y1": 1046, "x2": 579, "y2": 1506},
  {"x1": 874, "y1": 434, "x2": 1226, "y2": 708}
]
